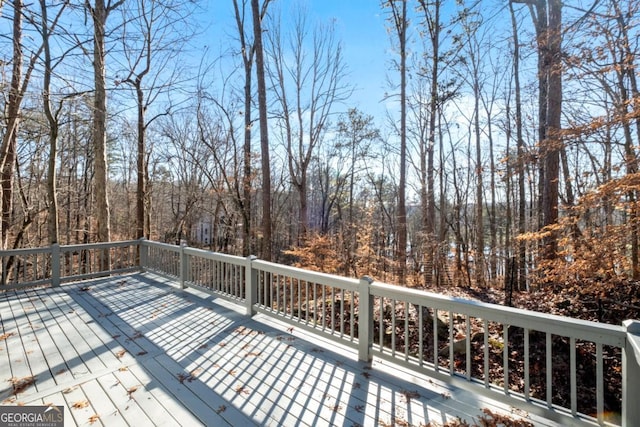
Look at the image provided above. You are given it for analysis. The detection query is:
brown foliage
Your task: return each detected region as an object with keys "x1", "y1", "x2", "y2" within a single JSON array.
[
  {"x1": 521, "y1": 173, "x2": 640, "y2": 286},
  {"x1": 284, "y1": 233, "x2": 342, "y2": 274}
]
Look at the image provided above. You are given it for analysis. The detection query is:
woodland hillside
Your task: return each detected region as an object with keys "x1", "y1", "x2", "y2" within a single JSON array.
[{"x1": 1, "y1": 0, "x2": 640, "y2": 323}]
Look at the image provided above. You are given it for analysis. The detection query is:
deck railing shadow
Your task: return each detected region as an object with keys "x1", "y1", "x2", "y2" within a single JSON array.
[
  {"x1": 62, "y1": 273, "x2": 468, "y2": 425},
  {"x1": 2, "y1": 239, "x2": 639, "y2": 426},
  {"x1": 61, "y1": 274, "x2": 253, "y2": 424}
]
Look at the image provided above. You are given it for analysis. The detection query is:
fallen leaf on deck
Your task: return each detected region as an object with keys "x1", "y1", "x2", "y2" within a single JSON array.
[
  {"x1": 11, "y1": 376, "x2": 36, "y2": 395},
  {"x1": 129, "y1": 331, "x2": 143, "y2": 340},
  {"x1": 127, "y1": 386, "x2": 138, "y2": 398},
  {"x1": 0, "y1": 332, "x2": 15, "y2": 341},
  {"x1": 72, "y1": 400, "x2": 89, "y2": 409},
  {"x1": 177, "y1": 373, "x2": 196, "y2": 383},
  {"x1": 88, "y1": 414, "x2": 100, "y2": 424},
  {"x1": 328, "y1": 404, "x2": 342, "y2": 412},
  {"x1": 235, "y1": 385, "x2": 249, "y2": 395}
]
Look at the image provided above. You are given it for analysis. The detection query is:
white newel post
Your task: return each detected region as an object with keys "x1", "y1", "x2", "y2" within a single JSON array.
[
  {"x1": 358, "y1": 276, "x2": 374, "y2": 363},
  {"x1": 179, "y1": 243, "x2": 188, "y2": 289},
  {"x1": 245, "y1": 255, "x2": 257, "y2": 316},
  {"x1": 51, "y1": 243, "x2": 60, "y2": 287},
  {"x1": 623, "y1": 319, "x2": 640, "y2": 427},
  {"x1": 139, "y1": 238, "x2": 148, "y2": 271}
]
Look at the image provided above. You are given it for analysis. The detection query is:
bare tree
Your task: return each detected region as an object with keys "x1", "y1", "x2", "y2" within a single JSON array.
[
  {"x1": 251, "y1": 0, "x2": 272, "y2": 260},
  {"x1": 116, "y1": 0, "x2": 192, "y2": 240},
  {"x1": 266, "y1": 6, "x2": 350, "y2": 244},
  {"x1": 87, "y1": 0, "x2": 124, "y2": 268},
  {"x1": 37, "y1": 0, "x2": 68, "y2": 244},
  {"x1": 512, "y1": 0, "x2": 563, "y2": 262},
  {"x1": 452, "y1": 4, "x2": 486, "y2": 287},
  {"x1": 384, "y1": 0, "x2": 408, "y2": 284},
  {"x1": 0, "y1": 0, "x2": 44, "y2": 250},
  {"x1": 509, "y1": 0, "x2": 528, "y2": 290},
  {"x1": 335, "y1": 108, "x2": 380, "y2": 275},
  {"x1": 416, "y1": 0, "x2": 443, "y2": 286}
]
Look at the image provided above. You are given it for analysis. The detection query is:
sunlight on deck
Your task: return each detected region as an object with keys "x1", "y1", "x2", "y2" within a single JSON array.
[{"x1": 0, "y1": 273, "x2": 559, "y2": 426}]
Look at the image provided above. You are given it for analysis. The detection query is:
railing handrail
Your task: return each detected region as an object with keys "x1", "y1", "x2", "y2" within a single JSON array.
[
  {"x1": 183, "y1": 245, "x2": 246, "y2": 263},
  {"x1": 59, "y1": 240, "x2": 140, "y2": 251},
  {"x1": 0, "y1": 246, "x2": 51, "y2": 257},
  {"x1": 251, "y1": 258, "x2": 361, "y2": 292},
  {"x1": 371, "y1": 280, "x2": 627, "y2": 347}
]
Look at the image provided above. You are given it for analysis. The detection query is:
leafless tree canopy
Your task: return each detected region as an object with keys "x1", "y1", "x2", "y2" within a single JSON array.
[{"x1": 2, "y1": 0, "x2": 640, "y2": 290}]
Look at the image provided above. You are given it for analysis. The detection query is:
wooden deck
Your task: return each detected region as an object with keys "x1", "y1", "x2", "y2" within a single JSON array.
[{"x1": 0, "y1": 273, "x2": 561, "y2": 426}]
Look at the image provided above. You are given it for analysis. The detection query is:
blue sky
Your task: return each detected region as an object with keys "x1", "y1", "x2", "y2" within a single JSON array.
[
  {"x1": 202, "y1": 0, "x2": 393, "y2": 122},
  {"x1": 311, "y1": 0, "x2": 390, "y2": 111}
]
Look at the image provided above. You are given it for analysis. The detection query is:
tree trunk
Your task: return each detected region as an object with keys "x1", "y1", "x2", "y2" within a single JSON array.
[
  {"x1": 418, "y1": 0, "x2": 440, "y2": 287},
  {"x1": 542, "y1": 0, "x2": 562, "y2": 260},
  {"x1": 474, "y1": 80, "x2": 484, "y2": 288},
  {"x1": 89, "y1": 0, "x2": 121, "y2": 268},
  {"x1": 395, "y1": 0, "x2": 408, "y2": 285},
  {"x1": 0, "y1": 0, "x2": 23, "y2": 249},
  {"x1": 136, "y1": 81, "x2": 146, "y2": 240},
  {"x1": 509, "y1": 1, "x2": 527, "y2": 290},
  {"x1": 613, "y1": 2, "x2": 640, "y2": 279},
  {"x1": 251, "y1": 0, "x2": 272, "y2": 261},
  {"x1": 40, "y1": 0, "x2": 59, "y2": 244}
]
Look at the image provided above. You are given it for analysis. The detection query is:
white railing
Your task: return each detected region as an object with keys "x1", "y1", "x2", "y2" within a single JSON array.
[
  {"x1": 0, "y1": 240, "x2": 139, "y2": 290},
  {"x1": 2, "y1": 239, "x2": 639, "y2": 427}
]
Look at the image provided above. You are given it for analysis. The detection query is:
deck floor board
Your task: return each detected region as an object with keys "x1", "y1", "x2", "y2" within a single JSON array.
[{"x1": 1, "y1": 273, "x2": 560, "y2": 426}]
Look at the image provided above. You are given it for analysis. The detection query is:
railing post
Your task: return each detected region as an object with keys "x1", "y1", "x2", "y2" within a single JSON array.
[
  {"x1": 623, "y1": 319, "x2": 640, "y2": 427},
  {"x1": 179, "y1": 243, "x2": 188, "y2": 289},
  {"x1": 51, "y1": 243, "x2": 60, "y2": 287},
  {"x1": 358, "y1": 276, "x2": 374, "y2": 363},
  {"x1": 245, "y1": 255, "x2": 257, "y2": 316},
  {"x1": 138, "y1": 238, "x2": 148, "y2": 271}
]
